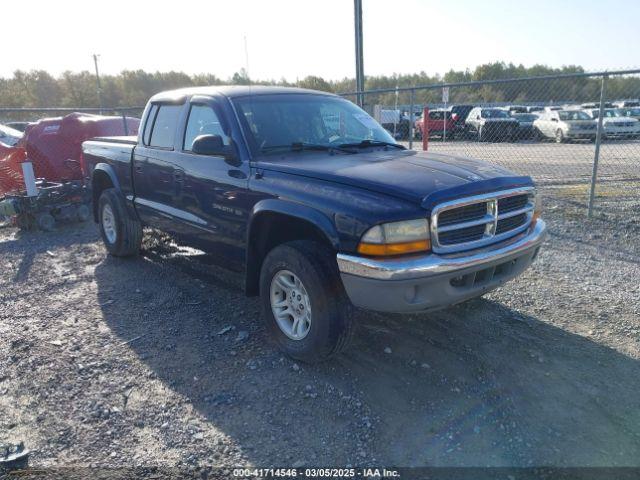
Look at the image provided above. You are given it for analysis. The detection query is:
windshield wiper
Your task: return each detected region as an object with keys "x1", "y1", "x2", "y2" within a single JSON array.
[
  {"x1": 261, "y1": 142, "x2": 356, "y2": 154},
  {"x1": 338, "y1": 140, "x2": 406, "y2": 150}
]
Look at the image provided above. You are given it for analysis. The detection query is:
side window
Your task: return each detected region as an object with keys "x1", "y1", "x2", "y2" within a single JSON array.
[
  {"x1": 142, "y1": 104, "x2": 158, "y2": 146},
  {"x1": 183, "y1": 104, "x2": 229, "y2": 151},
  {"x1": 149, "y1": 105, "x2": 182, "y2": 149}
]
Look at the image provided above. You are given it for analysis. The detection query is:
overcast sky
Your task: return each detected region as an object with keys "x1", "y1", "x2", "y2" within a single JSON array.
[{"x1": 3, "y1": 0, "x2": 638, "y2": 80}]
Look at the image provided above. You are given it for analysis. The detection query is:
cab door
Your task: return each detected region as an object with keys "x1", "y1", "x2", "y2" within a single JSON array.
[
  {"x1": 171, "y1": 96, "x2": 251, "y2": 268},
  {"x1": 132, "y1": 102, "x2": 187, "y2": 233}
]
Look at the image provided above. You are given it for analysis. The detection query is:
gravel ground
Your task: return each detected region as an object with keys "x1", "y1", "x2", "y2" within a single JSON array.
[{"x1": 1, "y1": 190, "x2": 639, "y2": 473}]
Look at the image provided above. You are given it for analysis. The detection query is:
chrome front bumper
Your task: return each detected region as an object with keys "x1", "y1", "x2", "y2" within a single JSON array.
[{"x1": 336, "y1": 219, "x2": 547, "y2": 312}]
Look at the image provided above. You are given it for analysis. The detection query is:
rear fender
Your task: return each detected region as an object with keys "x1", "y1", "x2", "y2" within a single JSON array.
[{"x1": 91, "y1": 163, "x2": 138, "y2": 222}]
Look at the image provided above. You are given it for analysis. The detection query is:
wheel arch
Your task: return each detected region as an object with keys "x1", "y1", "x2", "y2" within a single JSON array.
[
  {"x1": 91, "y1": 164, "x2": 138, "y2": 223},
  {"x1": 91, "y1": 164, "x2": 120, "y2": 222},
  {"x1": 244, "y1": 199, "x2": 340, "y2": 297}
]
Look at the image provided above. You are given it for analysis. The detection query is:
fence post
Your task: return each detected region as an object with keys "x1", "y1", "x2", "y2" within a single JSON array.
[
  {"x1": 588, "y1": 74, "x2": 608, "y2": 218},
  {"x1": 422, "y1": 106, "x2": 429, "y2": 151},
  {"x1": 121, "y1": 112, "x2": 129, "y2": 136},
  {"x1": 409, "y1": 89, "x2": 414, "y2": 149}
]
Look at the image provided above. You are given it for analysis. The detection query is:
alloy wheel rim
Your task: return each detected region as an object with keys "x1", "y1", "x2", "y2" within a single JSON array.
[
  {"x1": 102, "y1": 203, "x2": 117, "y2": 244},
  {"x1": 269, "y1": 270, "x2": 312, "y2": 340}
]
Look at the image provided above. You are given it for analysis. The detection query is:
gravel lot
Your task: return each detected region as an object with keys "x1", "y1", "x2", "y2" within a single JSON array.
[{"x1": 1, "y1": 190, "x2": 639, "y2": 473}]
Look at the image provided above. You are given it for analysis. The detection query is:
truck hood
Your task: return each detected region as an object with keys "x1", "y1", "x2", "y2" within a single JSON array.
[{"x1": 256, "y1": 149, "x2": 532, "y2": 209}]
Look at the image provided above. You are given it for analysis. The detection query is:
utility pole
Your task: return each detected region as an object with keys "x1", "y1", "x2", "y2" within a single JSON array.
[
  {"x1": 353, "y1": 0, "x2": 364, "y2": 106},
  {"x1": 93, "y1": 54, "x2": 103, "y2": 114}
]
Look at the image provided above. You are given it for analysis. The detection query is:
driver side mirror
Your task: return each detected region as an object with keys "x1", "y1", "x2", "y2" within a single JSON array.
[
  {"x1": 551, "y1": 118, "x2": 558, "y2": 122},
  {"x1": 192, "y1": 134, "x2": 235, "y2": 161}
]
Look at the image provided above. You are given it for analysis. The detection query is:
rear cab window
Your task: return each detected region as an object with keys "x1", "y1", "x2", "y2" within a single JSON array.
[{"x1": 146, "y1": 104, "x2": 182, "y2": 149}]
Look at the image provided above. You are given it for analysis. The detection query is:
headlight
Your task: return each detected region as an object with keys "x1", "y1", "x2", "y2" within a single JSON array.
[{"x1": 357, "y1": 219, "x2": 430, "y2": 256}]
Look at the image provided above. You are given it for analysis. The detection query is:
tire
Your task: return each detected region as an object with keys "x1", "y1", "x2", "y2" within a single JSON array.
[
  {"x1": 555, "y1": 129, "x2": 565, "y2": 143},
  {"x1": 98, "y1": 188, "x2": 142, "y2": 257},
  {"x1": 36, "y1": 212, "x2": 55, "y2": 231},
  {"x1": 478, "y1": 126, "x2": 485, "y2": 142},
  {"x1": 533, "y1": 128, "x2": 543, "y2": 142},
  {"x1": 259, "y1": 240, "x2": 355, "y2": 363}
]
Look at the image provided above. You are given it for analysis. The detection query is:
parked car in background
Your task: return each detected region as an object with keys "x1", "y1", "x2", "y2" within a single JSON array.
[
  {"x1": 613, "y1": 100, "x2": 640, "y2": 108},
  {"x1": 534, "y1": 110, "x2": 597, "y2": 143},
  {"x1": 374, "y1": 108, "x2": 401, "y2": 137},
  {"x1": 82, "y1": 86, "x2": 546, "y2": 362},
  {"x1": 414, "y1": 109, "x2": 456, "y2": 139},
  {"x1": 397, "y1": 110, "x2": 421, "y2": 139},
  {"x1": 0, "y1": 124, "x2": 23, "y2": 146},
  {"x1": 581, "y1": 102, "x2": 614, "y2": 109},
  {"x1": 503, "y1": 105, "x2": 528, "y2": 114},
  {"x1": 5, "y1": 121, "x2": 32, "y2": 132},
  {"x1": 510, "y1": 113, "x2": 538, "y2": 140},
  {"x1": 619, "y1": 107, "x2": 640, "y2": 120},
  {"x1": 465, "y1": 107, "x2": 519, "y2": 142},
  {"x1": 583, "y1": 108, "x2": 640, "y2": 139},
  {"x1": 448, "y1": 104, "x2": 475, "y2": 137},
  {"x1": 526, "y1": 106, "x2": 544, "y2": 114}
]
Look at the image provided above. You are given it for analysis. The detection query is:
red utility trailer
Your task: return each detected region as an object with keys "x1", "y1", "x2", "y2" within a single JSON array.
[{"x1": 0, "y1": 113, "x2": 140, "y2": 230}]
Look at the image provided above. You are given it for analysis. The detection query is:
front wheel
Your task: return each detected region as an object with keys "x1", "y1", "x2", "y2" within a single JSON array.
[
  {"x1": 98, "y1": 188, "x2": 142, "y2": 257},
  {"x1": 259, "y1": 240, "x2": 355, "y2": 363}
]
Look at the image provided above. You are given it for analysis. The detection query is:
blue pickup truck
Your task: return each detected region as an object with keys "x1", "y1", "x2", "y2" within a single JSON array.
[{"x1": 83, "y1": 86, "x2": 546, "y2": 362}]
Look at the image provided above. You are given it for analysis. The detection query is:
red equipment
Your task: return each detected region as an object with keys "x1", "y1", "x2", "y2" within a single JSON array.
[
  {"x1": 0, "y1": 113, "x2": 140, "y2": 230},
  {"x1": 0, "y1": 143, "x2": 27, "y2": 197},
  {"x1": 23, "y1": 113, "x2": 140, "y2": 183},
  {"x1": 416, "y1": 108, "x2": 457, "y2": 148}
]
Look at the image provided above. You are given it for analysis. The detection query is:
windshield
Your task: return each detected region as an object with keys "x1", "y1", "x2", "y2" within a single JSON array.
[
  {"x1": 558, "y1": 111, "x2": 591, "y2": 121},
  {"x1": 232, "y1": 94, "x2": 396, "y2": 154},
  {"x1": 622, "y1": 108, "x2": 640, "y2": 116},
  {"x1": 481, "y1": 109, "x2": 510, "y2": 119}
]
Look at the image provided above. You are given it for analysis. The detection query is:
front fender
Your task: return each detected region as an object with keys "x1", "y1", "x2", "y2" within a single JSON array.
[
  {"x1": 248, "y1": 198, "x2": 340, "y2": 250},
  {"x1": 243, "y1": 199, "x2": 341, "y2": 296}
]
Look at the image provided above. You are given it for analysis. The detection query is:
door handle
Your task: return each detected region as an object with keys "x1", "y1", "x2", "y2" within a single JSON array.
[
  {"x1": 135, "y1": 164, "x2": 143, "y2": 173},
  {"x1": 173, "y1": 170, "x2": 184, "y2": 182}
]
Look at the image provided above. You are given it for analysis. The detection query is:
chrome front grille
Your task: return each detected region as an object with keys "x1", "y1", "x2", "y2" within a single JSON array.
[{"x1": 430, "y1": 187, "x2": 535, "y2": 253}]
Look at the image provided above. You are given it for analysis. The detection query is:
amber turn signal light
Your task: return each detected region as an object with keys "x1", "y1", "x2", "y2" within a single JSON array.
[{"x1": 357, "y1": 239, "x2": 431, "y2": 257}]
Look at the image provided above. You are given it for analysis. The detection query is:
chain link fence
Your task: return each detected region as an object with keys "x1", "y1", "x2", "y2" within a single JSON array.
[
  {"x1": 342, "y1": 69, "x2": 640, "y2": 219},
  {"x1": 2, "y1": 71, "x2": 639, "y2": 220}
]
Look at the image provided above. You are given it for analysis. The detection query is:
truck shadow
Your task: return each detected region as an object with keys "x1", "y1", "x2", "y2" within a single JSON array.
[{"x1": 93, "y1": 253, "x2": 640, "y2": 467}]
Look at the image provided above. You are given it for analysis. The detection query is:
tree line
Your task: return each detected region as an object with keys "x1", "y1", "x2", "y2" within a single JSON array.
[{"x1": 1, "y1": 62, "x2": 638, "y2": 114}]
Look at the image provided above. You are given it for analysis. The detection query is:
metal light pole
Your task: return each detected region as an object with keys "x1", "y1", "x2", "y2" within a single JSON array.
[
  {"x1": 588, "y1": 74, "x2": 608, "y2": 218},
  {"x1": 93, "y1": 54, "x2": 103, "y2": 114},
  {"x1": 353, "y1": 0, "x2": 364, "y2": 107}
]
